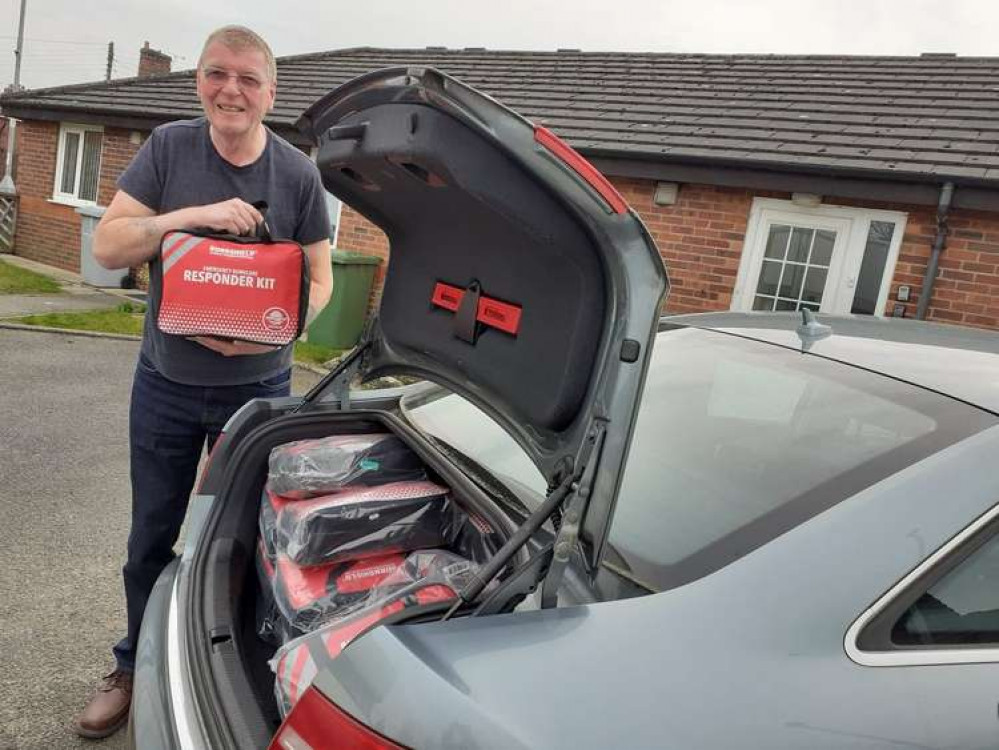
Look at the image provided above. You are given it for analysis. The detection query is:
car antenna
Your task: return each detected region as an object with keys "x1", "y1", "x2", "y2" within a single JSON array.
[{"x1": 796, "y1": 309, "x2": 832, "y2": 352}]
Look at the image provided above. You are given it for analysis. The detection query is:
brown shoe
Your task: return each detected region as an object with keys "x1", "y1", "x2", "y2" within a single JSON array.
[{"x1": 74, "y1": 669, "x2": 133, "y2": 739}]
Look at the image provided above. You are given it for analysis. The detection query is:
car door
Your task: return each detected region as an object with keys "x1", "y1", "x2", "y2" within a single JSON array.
[{"x1": 843, "y1": 501, "x2": 999, "y2": 748}]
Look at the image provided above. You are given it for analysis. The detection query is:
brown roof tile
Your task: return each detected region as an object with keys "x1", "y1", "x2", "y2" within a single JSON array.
[{"x1": 6, "y1": 48, "x2": 999, "y2": 183}]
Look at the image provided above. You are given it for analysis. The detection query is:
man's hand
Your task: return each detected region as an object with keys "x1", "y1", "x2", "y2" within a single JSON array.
[
  {"x1": 190, "y1": 337, "x2": 279, "y2": 356},
  {"x1": 94, "y1": 194, "x2": 267, "y2": 270},
  {"x1": 195, "y1": 198, "x2": 264, "y2": 236}
]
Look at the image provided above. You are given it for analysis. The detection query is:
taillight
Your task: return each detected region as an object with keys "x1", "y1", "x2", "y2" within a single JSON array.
[
  {"x1": 268, "y1": 686, "x2": 409, "y2": 750},
  {"x1": 534, "y1": 125, "x2": 629, "y2": 215}
]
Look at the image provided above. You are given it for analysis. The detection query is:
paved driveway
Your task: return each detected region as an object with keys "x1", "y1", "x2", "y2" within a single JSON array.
[{"x1": 0, "y1": 329, "x2": 320, "y2": 750}]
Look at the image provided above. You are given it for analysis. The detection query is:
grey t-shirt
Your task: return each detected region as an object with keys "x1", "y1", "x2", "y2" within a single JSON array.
[{"x1": 118, "y1": 118, "x2": 330, "y2": 386}]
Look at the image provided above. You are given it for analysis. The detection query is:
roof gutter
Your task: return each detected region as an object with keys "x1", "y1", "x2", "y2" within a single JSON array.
[
  {"x1": 589, "y1": 155, "x2": 999, "y2": 211},
  {"x1": 916, "y1": 182, "x2": 956, "y2": 321}
]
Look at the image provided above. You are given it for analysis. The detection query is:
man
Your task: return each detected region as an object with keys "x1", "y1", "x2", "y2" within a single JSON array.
[{"x1": 74, "y1": 25, "x2": 333, "y2": 739}]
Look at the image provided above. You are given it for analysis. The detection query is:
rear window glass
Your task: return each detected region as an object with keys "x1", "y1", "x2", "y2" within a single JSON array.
[
  {"x1": 404, "y1": 327, "x2": 992, "y2": 593},
  {"x1": 606, "y1": 328, "x2": 984, "y2": 590}
]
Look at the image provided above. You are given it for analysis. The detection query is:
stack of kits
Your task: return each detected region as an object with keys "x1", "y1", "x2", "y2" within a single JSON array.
[{"x1": 257, "y1": 433, "x2": 494, "y2": 716}]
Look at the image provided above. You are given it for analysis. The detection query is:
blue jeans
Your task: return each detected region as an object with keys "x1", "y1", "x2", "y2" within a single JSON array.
[{"x1": 113, "y1": 354, "x2": 291, "y2": 672}]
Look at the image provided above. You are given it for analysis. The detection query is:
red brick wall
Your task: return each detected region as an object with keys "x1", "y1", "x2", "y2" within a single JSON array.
[
  {"x1": 893, "y1": 207, "x2": 999, "y2": 329},
  {"x1": 138, "y1": 44, "x2": 172, "y2": 78},
  {"x1": 613, "y1": 179, "x2": 778, "y2": 313},
  {"x1": 98, "y1": 129, "x2": 143, "y2": 206},
  {"x1": 335, "y1": 205, "x2": 391, "y2": 310},
  {"x1": 333, "y1": 178, "x2": 774, "y2": 316},
  {"x1": 13, "y1": 121, "x2": 79, "y2": 271},
  {"x1": 16, "y1": 120, "x2": 58, "y2": 198},
  {"x1": 779, "y1": 194, "x2": 999, "y2": 329},
  {"x1": 12, "y1": 122, "x2": 141, "y2": 272},
  {"x1": 333, "y1": 178, "x2": 999, "y2": 331},
  {"x1": 10, "y1": 121, "x2": 999, "y2": 332},
  {"x1": 0, "y1": 120, "x2": 8, "y2": 181}
]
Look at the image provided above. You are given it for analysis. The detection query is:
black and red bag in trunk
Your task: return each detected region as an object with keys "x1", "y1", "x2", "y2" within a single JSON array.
[
  {"x1": 266, "y1": 482, "x2": 462, "y2": 567},
  {"x1": 270, "y1": 550, "x2": 479, "y2": 717},
  {"x1": 271, "y1": 552, "x2": 413, "y2": 635},
  {"x1": 156, "y1": 205, "x2": 310, "y2": 346},
  {"x1": 266, "y1": 433, "x2": 427, "y2": 499}
]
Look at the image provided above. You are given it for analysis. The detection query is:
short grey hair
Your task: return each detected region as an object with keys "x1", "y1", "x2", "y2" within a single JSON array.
[{"x1": 199, "y1": 25, "x2": 277, "y2": 82}]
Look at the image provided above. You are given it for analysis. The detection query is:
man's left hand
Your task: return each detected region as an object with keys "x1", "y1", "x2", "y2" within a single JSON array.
[{"x1": 190, "y1": 337, "x2": 279, "y2": 356}]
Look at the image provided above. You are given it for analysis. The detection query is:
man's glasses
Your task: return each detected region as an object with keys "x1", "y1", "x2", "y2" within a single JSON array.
[{"x1": 201, "y1": 67, "x2": 266, "y2": 92}]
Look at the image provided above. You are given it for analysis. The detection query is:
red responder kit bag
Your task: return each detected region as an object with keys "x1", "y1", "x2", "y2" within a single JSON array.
[
  {"x1": 270, "y1": 550, "x2": 479, "y2": 717},
  {"x1": 156, "y1": 203, "x2": 310, "y2": 346}
]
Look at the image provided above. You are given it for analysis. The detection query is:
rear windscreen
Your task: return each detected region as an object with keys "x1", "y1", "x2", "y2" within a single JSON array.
[{"x1": 404, "y1": 327, "x2": 996, "y2": 594}]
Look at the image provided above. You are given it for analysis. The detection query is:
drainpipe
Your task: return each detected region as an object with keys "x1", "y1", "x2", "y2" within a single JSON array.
[{"x1": 916, "y1": 181, "x2": 955, "y2": 321}]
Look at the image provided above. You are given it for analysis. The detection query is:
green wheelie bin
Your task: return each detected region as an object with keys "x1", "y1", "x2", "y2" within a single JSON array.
[{"x1": 307, "y1": 251, "x2": 383, "y2": 348}]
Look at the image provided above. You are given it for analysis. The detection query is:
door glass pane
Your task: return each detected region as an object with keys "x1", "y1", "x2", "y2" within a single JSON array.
[
  {"x1": 800, "y1": 302, "x2": 820, "y2": 312},
  {"x1": 893, "y1": 533, "x2": 999, "y2": 646},
  {"x1": 812, "y1": 230, "x2": 836, "y2": 266},
  {"x1": 778, "y1": 263, "x2": 805, "y2": 300},
  {"x1": 787, "y1": 228, "x2": 814, "y2": 263},
  {"x1": 60, "y1": 132, "x2": 79, "y2": 194},
  {"x1": 79, "y1": 131, "x2": 102, "y2": 202},
  {"x1": 802, "y1": 268, "x2": 828, "y2": 303},
  {"x1": 764, "y1": 225, "x2": 791, "y2": 259},
  {"x1": 756, "y1": 260, "x2": 781, "y2": 296},
  {"x1": 752, "y1": 221, "x2": 837, "y2": 313},
  {"x1": 851, "y1": 221, "x2": 895, "y2": 315}
]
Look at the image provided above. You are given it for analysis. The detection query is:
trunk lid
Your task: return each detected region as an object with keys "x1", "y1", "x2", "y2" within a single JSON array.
[{"x1": 296, "y1": 67, "x2": 668, "y2": 574}]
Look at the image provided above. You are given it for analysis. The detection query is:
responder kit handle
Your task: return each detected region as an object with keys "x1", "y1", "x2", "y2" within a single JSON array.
[
  {"x1": 189, "y1": 200, "x2": 273, "y2": 242},
  {"x1": 250, "y1": 200, "x2": 273, "y2": 242}
]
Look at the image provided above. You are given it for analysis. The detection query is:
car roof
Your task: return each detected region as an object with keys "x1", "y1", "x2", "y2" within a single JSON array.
[{"x1": 665, "y1": 312, "x2": 999, "y2": 415}]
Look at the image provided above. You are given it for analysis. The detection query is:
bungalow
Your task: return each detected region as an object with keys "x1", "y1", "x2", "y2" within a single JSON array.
[{"x1": 2, "y1": 48, "x2": 999, "y2": 329}]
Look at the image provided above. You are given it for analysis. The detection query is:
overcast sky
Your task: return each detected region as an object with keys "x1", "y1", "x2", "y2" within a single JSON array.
[{"x1": 2, "y1": 0, "x2": 998, "y2": 90}]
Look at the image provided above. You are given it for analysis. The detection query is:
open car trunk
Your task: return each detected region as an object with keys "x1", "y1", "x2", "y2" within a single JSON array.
[
  {"x1": 184, "y1": 65, "x2": 667, "y2": 749},
  {"x1": 192, "y1": 400, "x2": 526, "y2": 746}
]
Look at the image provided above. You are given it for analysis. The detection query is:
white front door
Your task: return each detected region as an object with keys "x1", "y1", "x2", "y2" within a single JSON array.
[{"x1": 732, "y1": 199, "x2": 908, "y2": 316}]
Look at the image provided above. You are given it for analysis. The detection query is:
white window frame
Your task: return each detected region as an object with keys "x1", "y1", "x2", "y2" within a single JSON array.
[
  {"x1": 310, "y1": 146, "x2": 343, "y2": 247},
  {"x1": 52, "y1": 123, "x2": 104, "y2": 207},
  {"x1": 732, "y1": 198, "x2": 908, "y2": 317},
  {"x1": 846, "y1": 501, "x2": 999, "y2": 667}
]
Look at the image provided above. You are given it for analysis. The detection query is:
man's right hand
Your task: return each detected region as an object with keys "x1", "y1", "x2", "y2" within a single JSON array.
[
  {"x1": 94, "y1": 193, "x2": 266, "y2": 270},
  {"x1": 193, "y1": 198, "x2": 264, "y2": 237}
]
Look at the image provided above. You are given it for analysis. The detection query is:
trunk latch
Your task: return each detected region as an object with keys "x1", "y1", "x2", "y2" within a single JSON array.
[
  {"x1": 455, "y1": 279, "x2": 482, "y2": 344},
  {"x1": 431, "y1": 280, "x2": 522, "y2": 344}
]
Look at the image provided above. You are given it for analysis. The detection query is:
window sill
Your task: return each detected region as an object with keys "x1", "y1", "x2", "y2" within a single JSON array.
[{"x1": 48, "y1": 196, "x2": 100, "y2": 210}]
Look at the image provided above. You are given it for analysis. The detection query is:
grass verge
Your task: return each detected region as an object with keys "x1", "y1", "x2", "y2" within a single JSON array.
[
  {"x1": 8, "y1": 304, "x2": 344, "y2": 367},
  {"x1": 0, "y1": 260, "x2": 63, "y2": 294},
  {"x1": 293, "y1": 340, "x2": 345, "y2": 367},
  {"x1": 13, "y1": 303, "x2": 146, "y2": 335}
]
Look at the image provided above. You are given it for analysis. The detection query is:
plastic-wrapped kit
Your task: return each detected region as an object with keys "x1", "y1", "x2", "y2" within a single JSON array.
[
  {"x1": 255, "y1": 539, "x2": 297, "y2": 647},
  {"x1": 256, "y1": 492, "x2": 504, "y2": 645},
  {"x1": 267, "y1": 433, "x2": 426, "y2": 499},
  {"x1": 270, "y1": 550, "x2": 479, "y2": 717},
  {"x1": 271, "y1": 552, "x2": 415, "y2": 635},
  {"x1": 264, "y1": 482, "x2": 462, "y2": 567}
]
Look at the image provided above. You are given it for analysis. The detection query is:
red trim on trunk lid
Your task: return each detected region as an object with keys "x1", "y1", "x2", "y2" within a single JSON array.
[{"x1": 534, "y1": 126, "x2": 629, "y2": 214}]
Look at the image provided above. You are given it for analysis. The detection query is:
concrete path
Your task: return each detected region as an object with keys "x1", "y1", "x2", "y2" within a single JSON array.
[
  {"x1": 0, "y1": 328, "x2": 323, "y2": 750},
  {"x1": 0, "y1": 254, "x2": 145, "y2": 319}
]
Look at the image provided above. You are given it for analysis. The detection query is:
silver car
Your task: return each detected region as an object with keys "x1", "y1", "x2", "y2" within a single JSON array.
[{"x1": 131, "y1": 68, "x2": 999, "y2": 750}]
